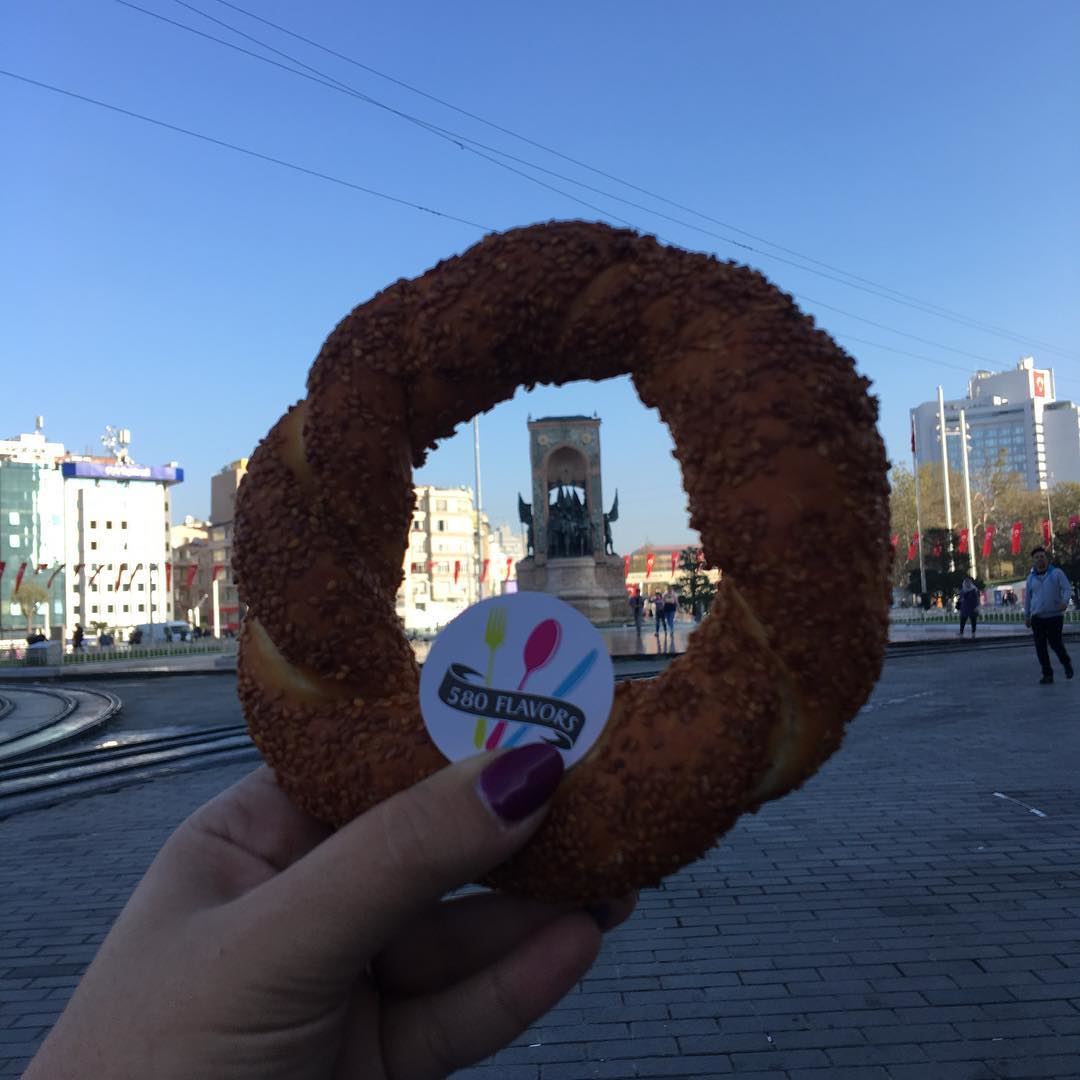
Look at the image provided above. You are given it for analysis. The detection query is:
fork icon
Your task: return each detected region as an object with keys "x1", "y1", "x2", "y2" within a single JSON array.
[{"x1": 474, "y1": 606, "x2": 507, "y2": 748}]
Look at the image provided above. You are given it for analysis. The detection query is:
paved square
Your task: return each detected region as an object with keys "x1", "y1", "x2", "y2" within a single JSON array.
[{"x1": 2, "y1": 640, "x2": 1078, "y2": 1078}]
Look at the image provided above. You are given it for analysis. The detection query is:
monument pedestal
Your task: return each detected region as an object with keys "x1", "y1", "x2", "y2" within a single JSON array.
[{"x1": 516, "y1": 555, "x2": 628, "y2": 625}]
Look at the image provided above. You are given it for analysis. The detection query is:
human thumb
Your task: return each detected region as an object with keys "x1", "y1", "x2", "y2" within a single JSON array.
[{"x1": 233, "y1": 743, "x2": 565, "y2": 975}]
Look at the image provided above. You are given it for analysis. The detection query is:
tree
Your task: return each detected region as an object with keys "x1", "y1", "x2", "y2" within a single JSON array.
[
  {"x1": 905, "y1": 527, "x2": 975, "y2": 608},
  {"x1": 675, "y1": 547, "x2": 716, "y2": 621},
  {"x1": 12, "y1": 581, "x2": 49, "y2": 634}
]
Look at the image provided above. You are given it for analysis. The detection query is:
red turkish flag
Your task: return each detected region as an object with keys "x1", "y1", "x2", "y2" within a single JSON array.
[
  {"x1": 889, "y1": 534, "x2": 899, "y2": 555},
  {"x1": 670, "y1": 552, "x2": 678, "y2": 574},
  {"x1": 14, "y1": 563, "x2": 27, "y2": 592},
  {"x1": 184, "y1": 565, "x2": 198, "y2": 588},
  {"x1": 504, "y1": 556, "x2": 513, "y2": 582},
  {"x1": 0, "y1": 561, "x2": 4, "y2": 583},
  {"x1": 1070, "y1": 514, "x2": 1080, "y2": 530},
  {"x1": 481, "y1": 558, "x2": 489, "y2": 581},
  {"x1": 645, "y1": 552, "x2": 655, "y2": 578},
  {"x1": 73, "y1": 563, "x2": 84, "y2": 576},
  {"x1": 35, "y1": 563, "x2": 48, "y2": 574},
  {"x1": 1042, "y1": 519, "x2": 1052, "y2": 545},
  {"x1": 127, "y1": 563, "x2": 143, "y2": 587},
  {"x1": 1010, "y1": 521, "x2": 1023, "y2": 556},
  {"x1": 981, "y1": 525, "x2": 996, "y2": 558},
  {"x1": 211, "y1": 565, "x2": 225, "y2": 582},
  {"x1": 623, "y1": 554, "x2": 630, "y2": 579},
  {"x1": 932, "y1": 541, "x2": 943, "y2": 557},
  {"x1": 453, "y1": 560, "x2": 461, "y2": 584},
  {"x1": 88, "y1": 565, "x2": 103, "y2": 585},
  {"x1": 958, "y1": 529, "x2": 969, "y2": 554},
  {"x1": 114, "y1": 564, "x2": 128, "y2": 592},
  {"x1": 1033, "y1": 371, "x2": 1046, "y2": 397},
  {"x1": 46, "y1": 566, "x2": 65, "y2": 588},
  {"x1": 906, "y1": 533, "x2": 919, "y2": 562},
  {"x1": 165, "y1": 563, "x2": 172, "y2": 592}
]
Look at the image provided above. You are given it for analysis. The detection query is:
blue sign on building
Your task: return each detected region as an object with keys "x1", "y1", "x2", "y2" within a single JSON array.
[{"x1": 60, "y1": 462, "x2": 184, "y2": 484}]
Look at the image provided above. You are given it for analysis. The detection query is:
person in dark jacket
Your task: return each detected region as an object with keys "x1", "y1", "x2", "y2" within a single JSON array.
[{"x1": 958, "y1": 577, "x2": 980, "y2": 638}]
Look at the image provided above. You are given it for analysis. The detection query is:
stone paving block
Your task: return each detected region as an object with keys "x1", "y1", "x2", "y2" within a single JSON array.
[
  {"x1": 4, "y1": 649, "x2": 1080, "y2": 1078},
  {"x1": 729, "y1": 1047, "x2": 831, "y2": 1070}
]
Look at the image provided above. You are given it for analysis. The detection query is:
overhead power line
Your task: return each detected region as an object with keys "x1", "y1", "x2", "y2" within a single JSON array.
[
  {"x1": 0, "y1": 70, "x2": 493, "y2": 231},
  {"x1": 193, "y1": 0, "x2": 1078, "y2": 362},
  {"x1": 113, "y1": 0, "x2": 1074, "y2": 378}
]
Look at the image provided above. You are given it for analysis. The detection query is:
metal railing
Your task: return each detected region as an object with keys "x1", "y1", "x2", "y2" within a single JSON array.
[
  {"x1": 890, "y1": 608, "x2": 1080, "y2": 626},
  {"x1": 0, "y1": 640, "x2": 237, "y2": 668}
]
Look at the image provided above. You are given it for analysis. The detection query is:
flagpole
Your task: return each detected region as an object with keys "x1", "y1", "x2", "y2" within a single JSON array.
[
  {"x1": 911, "y1": 411, "x2": 927, "y2": 597},
  {"x1": 937, "y1": 387, "x2": 954, "y2": 576},
  {"x1": 473, "y1": 416, "x2": 483, "y2": 603},
  {"x1": 959, "y1": 409, "x2": 977, "y2": 581}
]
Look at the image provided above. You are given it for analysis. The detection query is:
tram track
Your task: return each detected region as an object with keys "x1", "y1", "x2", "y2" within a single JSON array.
[{"x1": 0, "y1": 669, "x2": 663, "y2": 819}]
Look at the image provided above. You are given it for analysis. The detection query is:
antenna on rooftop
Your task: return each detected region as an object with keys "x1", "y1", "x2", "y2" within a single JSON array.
[
  {"x1": 101, "y1": 425, "x2": 132, "y2": 463},
  {"x1": 34, "y1": 415, "x2": 44, "y2": 432}
]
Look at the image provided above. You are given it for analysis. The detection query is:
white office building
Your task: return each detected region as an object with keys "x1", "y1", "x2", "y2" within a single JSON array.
[
  {"x1": 911, "y1": 358, "x2": 1080, "y2": 490},
  {"x1": 1, "y1": 424, "x2": 182, "y2": 640}
]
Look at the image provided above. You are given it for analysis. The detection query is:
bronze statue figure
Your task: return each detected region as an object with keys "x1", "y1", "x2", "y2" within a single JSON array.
[{"x1": 603, "y1": 490, "x2": 619, "y2": 556}]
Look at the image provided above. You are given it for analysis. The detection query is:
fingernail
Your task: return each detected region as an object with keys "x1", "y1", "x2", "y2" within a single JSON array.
[{"x1": 478, "y1": 743, "x2": 564, "y2": 823}]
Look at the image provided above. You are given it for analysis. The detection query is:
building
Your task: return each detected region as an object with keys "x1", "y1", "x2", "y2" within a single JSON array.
[
  {"x1": 1, "y1": 423, "x2": 182, "y2": 640},
  {"x1": 911, "y1": 358, "x2": 1080, "y2": 490},
  {"x1": 211, "y1": 458, "x2": 248, "y2": 524},
  {"x1": 168, "y1": 460, "x2": 248, "y2": 635},
  {"x1": 396, "y1": 485, "x2": 521, "y2": 631},
  {"x1": 625, "y1": 545, "x2": 720, "y2": 600}
]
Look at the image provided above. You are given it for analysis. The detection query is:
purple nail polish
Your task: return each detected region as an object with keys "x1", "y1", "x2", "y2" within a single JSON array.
[{"x1": 478, "y1": 743, "x2": 564, "y2": 823}]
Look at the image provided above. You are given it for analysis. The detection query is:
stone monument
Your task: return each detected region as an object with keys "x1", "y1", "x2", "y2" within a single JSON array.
[{"x1": 515, "y1": 415, "x2": 627, "y2": 623}]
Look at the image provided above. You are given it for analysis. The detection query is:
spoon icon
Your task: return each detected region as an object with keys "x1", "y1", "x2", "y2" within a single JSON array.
[{"x1": 486, "y1": 618, "x2": 562, "y2": 749}]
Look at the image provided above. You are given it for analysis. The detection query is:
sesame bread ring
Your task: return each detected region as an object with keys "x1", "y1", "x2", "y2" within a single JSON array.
[{"x1": 234, "y1": 220, "x2": 890, "y2": 903}]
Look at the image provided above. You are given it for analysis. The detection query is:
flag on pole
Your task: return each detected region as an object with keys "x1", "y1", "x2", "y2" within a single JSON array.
[
  {"x1": 906, "y1": 533, "x2": 919, "y2": 562},
  {"x1": 889, "y1": 534, "x2": 899, "y2": 556},
  {"x1": 114, "y1": 564, "x2": 128, "y2": 592},
  {"x1": 670, "y1": 552, "x2": 678, "y2": 575},
  {"x1": 1042, "y1": 519, "x2": 1052, "y2": 545},
  {"x1": 165, "y1": 563, "x2": 172, "y2": 592},
  {"x1": 645, "y1": 552, "x2": 655, "y2": 578},
  {"x1": 73, "y1": 563, "x2": 84, "y2": 576},
  {"x1": 981, "y1": 525, "x2": 996, "y2": 558},
  {"x1": 46, "y1": 566, "x2": 65, "y2": 588},
  {"x1": 504, "y1": 556, "x2": 513, "y2": 582},
  {"x1": 36, "y1": 563, "x2": 48, "y2": 574},
  {"x1": 623, "y1": 554, "x2": 630, "y2": 578},
  {"x1": 0, "y1": 562, "x2": 5, "y2": 584},
  {"x1": 185, "y1": 565, "x2": 198, "y2": 588},
  {"x1": 453, "y1": 560, "x2": 461, "y2": 584},
  {"x1": 211, "y1": 565, "x2": 225, "y2": 582},
  {"x1": 958, "y1": 529, "x2": 969, "y2": 554},
  {"x1": 127, "y1": 563, "x2": 144, "y2": 587},
  {"x1": 1010, "y1": 522, "x2": 1023, "y2": 556},
  {"x1": 481, "y1": 558, "x2": 489, "y2": 581},
  {"x1": 89, "y1": 565, "x2": 104, "y2": 585}
]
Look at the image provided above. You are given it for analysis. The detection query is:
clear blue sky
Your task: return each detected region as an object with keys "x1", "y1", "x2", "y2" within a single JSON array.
[{"x1": 3, "y1": 1, "x2": 1078, "y2": 550}]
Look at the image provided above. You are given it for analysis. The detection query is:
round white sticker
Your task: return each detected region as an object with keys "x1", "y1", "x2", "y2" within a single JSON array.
[{"x1": 419, "y1": 593, "x2": 615, "y2": 768}]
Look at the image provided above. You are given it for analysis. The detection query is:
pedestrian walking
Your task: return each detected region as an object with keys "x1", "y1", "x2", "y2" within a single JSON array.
[
  {"x1": 629, "y1": 589, "x2": 644, "y2": 633},
  {"x1": 653, "y1": 591, "x2": 665, "y2": 636},
  {"x1": 957, "y1": 577, "x2": 980, "y2": 638},
  {"x1": 1024, "y1": 546, "x2": 1073, "y2": 684},
  {"x1": 663, "y1": 586, "x2": 678, "y2": 635}
]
